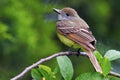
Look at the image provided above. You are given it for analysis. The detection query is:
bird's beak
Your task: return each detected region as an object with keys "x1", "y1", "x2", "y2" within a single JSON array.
[{"x1": 53, "y1": 8, "x2": 61, "y2": 14}]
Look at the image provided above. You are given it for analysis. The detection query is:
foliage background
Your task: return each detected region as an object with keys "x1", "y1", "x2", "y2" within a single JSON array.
[{"x1": 0, "y1": 0, "x2": 120, "y2": 79}]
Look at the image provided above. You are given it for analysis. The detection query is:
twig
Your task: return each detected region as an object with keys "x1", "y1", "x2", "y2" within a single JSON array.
[
  {"x1": 109, "y1": 71, "x2": 120, "y2": 78},
  {"x1": 11, "y1": 51, "x2": 120, "y2": 80},
  {"x1": 11, "y1": 51, "x2": 86, "y2": 80}
]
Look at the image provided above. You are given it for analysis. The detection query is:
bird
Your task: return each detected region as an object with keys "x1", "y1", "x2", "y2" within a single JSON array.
[{"x1": 53, "y1": 7, "x2": 102, "y2": 73}]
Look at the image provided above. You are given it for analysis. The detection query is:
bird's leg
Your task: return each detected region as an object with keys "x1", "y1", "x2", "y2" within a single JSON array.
[{"x1": 77, "y1": 48, "x2": 81, "y2": 56}]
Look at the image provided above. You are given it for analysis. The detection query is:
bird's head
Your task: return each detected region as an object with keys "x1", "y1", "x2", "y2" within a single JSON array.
[{"x1": 53, "y1": 7, "x2": 79, "y2": 21}]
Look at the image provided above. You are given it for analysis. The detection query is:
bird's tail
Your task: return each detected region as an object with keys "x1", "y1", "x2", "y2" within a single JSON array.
[{"x1": 87, "y1": 51, "x2": 102, "y2": 73}]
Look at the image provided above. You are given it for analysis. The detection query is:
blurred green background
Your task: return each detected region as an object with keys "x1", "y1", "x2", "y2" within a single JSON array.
[{"x1": 0, "y1": 0, "x2": 120, "y2": 79}]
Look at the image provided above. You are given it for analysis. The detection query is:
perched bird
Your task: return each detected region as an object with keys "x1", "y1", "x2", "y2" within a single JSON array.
[{"x1": 53, "y1": 7, "x2": 102, "y2": 73}]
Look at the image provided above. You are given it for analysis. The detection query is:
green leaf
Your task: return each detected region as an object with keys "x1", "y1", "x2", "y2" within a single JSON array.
[
  {"x1": 94, "y1": 50, "x2": 111, "y2": 76},
  {"x1": 39, "y1": 68, "x2": 49, "y2": 80},
  {"x1": 101, "y1": 57, "x2": 111, "y2": 76},
  {"x1": 94, "y1": 50, "x2": 103, "y2": 62},
  {"x1": 57, "y1": 56, "x2": 73, "y2": 80},
  {"x1": 108, "y1": 76, "x2": 120, "y2": 80},
  {"x1": 75, "y1": 72, "x2": 103, "y2": 80},
  {"x1": 31, "y1": 68, "x2": 41, "y2": 80},
  {"x1": 38, "y1": 65, "x2": 56, "y2": 80},
  {"x1": 39, "y1": 65, "x2": 51, "y2": 74},
  {"x1": 104, "y1": 50, "x2": 120, "y2": 61},
  {"x1": 75, "y1": 72, "x2": 120, "y2": 80},
  {"x1": 53, "y1": 66, "x2": 59, "y2": 74}
]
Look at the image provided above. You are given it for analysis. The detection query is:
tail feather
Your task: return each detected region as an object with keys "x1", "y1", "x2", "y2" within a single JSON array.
[{"x1": 87, "y1": 51, "x2": 102, "y2": 73}]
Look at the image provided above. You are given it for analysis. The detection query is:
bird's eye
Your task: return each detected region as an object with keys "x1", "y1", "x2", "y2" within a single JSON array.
[{"x1": 66, "y1": 13, "x2": 70, "y2": 16}]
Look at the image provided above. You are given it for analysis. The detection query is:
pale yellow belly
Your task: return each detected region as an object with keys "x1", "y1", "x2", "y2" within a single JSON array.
[{"x1": 57, "y1": 32, "x2": 82, "y2": 49}]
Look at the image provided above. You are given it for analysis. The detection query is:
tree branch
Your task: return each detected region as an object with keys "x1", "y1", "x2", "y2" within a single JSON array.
[
  {"x1": 11, "y1": 51, "x2": 83, "y2": 80},
  {"x1": 109, "y1": 71, "x2": 120, "y2": 78},
  {"x1": 11, "y1": 51, "x2": 120, "y2": 80}
]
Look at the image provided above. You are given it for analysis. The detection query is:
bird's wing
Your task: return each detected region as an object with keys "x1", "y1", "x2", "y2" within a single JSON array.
[{"x1": 57, "y1": 21, "x2": 96, "y2": 51}]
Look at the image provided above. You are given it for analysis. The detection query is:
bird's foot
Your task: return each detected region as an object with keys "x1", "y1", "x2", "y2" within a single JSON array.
[{"x1": 77, "y1": 48, "x2": 81, "y2": 56}]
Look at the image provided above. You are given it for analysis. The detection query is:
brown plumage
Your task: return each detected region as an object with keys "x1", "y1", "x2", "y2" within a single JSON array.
[
  {"x1": 57, "y1": 20, "x2": 96, "y2": 51},
  {"x1": 53, "y1": 7, "x2": 102, "y2": 73}
]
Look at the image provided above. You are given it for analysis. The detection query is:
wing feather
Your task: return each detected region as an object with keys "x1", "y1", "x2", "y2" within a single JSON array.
[{"x1": 57, "y1": 20, "x2": 96, "y2": 51}]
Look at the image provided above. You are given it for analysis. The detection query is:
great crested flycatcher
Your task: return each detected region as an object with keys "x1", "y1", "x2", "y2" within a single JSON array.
[{"x1": 53, "y1": 7, "x2": 102, "y2": 73}]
